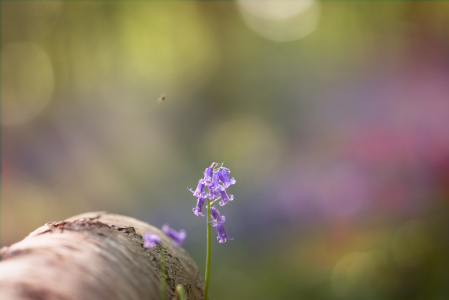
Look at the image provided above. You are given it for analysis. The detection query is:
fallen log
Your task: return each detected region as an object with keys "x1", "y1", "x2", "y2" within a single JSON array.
[{"x1": 0, "y1": 212, "x2": 204, "y2": 300}]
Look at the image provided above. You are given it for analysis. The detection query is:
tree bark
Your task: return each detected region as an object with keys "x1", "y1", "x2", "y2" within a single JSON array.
[{"x1": 0, "y1": 212, "x2": 204, "y2": 300}]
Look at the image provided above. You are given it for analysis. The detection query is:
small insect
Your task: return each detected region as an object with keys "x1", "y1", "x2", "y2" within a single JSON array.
[{"x1": 158, "y1": 94, "x2": 166, "y2": 102}]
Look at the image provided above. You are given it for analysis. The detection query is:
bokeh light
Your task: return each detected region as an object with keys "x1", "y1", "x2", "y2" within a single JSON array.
[{"x1": 237, "y1": 0, "x2": 320, "y2": 42}]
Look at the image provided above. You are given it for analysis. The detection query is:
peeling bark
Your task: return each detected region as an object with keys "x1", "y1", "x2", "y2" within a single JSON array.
[{"x1": 0, "y1": 212, "x2": 204, "y2": 300}]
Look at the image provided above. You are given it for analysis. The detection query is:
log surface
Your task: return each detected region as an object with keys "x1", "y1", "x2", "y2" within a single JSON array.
[{"x1": 0, "y1": 212, "x2": 204, "y2": 300}]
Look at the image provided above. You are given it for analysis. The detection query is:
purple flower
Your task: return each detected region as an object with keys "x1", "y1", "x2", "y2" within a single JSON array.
[
  {"x1": 143, "y1": 232, "x2": 161, "y2": 249},
  {"x1": 193, "y1": 197, "x2": 205, "y2": 216},
  {"x1": 203, "y1": 167, "x2": 213, "y2": 186},
  {"x1": 219, "y1": 189, "x2": 234, "y2": 206},
  {"x1": 217, "y1": 171, "x2": 227, "y2": 186},
  {"x1": 215, "y1": 224, "x2": 234, "y2": 243},
  {"x1": 190, "y1": 179, "x2": 206, "y2": 197},
  {"x1": 189, "y1": 164, "x2": 237, "y2": 245},
  {"x1": 162, "y1": 224, "x2": 186, "y2": 247},
  {"x1": 211, "y1": 172, "x2": 223, "y2": 192},
  {"x1": 207, "y1": 185, "x2": 219, "y2": 200},
  {"x1": 209, "y1": 207, "x2": 226, "y2": 227},
  {"x1": 220, "y1": 168, "x2": 236, "y2": 188}
]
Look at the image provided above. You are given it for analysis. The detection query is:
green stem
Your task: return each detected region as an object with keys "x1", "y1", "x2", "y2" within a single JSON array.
[
  {"x1": 204, "y1": 198, "x2": 211, "y2": 300},
  {"x1": 160, "y1": 247, "x2": 166, "y2": 300},
  {"x1": 176, "y1": 284, "x2": 186, "y2": 300}
]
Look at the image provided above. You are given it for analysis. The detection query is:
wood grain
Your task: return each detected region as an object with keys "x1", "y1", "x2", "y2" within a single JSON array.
[{"x1": 0, "y1": 212, "x2": 204, "y2": 300}]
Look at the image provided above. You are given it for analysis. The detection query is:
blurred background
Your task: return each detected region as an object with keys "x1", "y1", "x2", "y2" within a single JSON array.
[{"x1": 2, "y1": 1, "x2": 449, "y2": 299}]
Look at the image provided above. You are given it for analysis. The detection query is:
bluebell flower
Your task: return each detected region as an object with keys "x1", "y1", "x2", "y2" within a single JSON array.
[
  {"x1": 209, "y1": 207, "x2": 226, "y2": 227},
  {"x1": 211, "y1": 172, "x2": 224, "y2": 192},
  {"x1": 193, "y1": 197, "x2": 205, "y2": 217},
  {"x1": 219, "y1": 189, "x2": 234, "y2": 206},
  {"x1": 143, "y1": 232, "x2": 161, "y2": 249},
  {"x1": 162, "y1": 224, "x2": 186, "y2": 247},
  {"x1": 203, "y1": 167, "x2": 213, "y2": 186},
  {"x1": 220, "y1": 168, "x2": 236, "y2": 188},
  {"x1": 207, "y1": 185, "x2": 220, "y2": 200},
  {"x1": 215, "y1": 224, "x2": 234, "y2": 243},
  {"x1": 190, "y1": 163, "x2": 236, "y2": 244},
  {"x1": 217, "y1": 171, "x2": 227, "y2": 187},
  {"x1": 190, "y1": 179, "x2": 206, "y2": 198}
]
